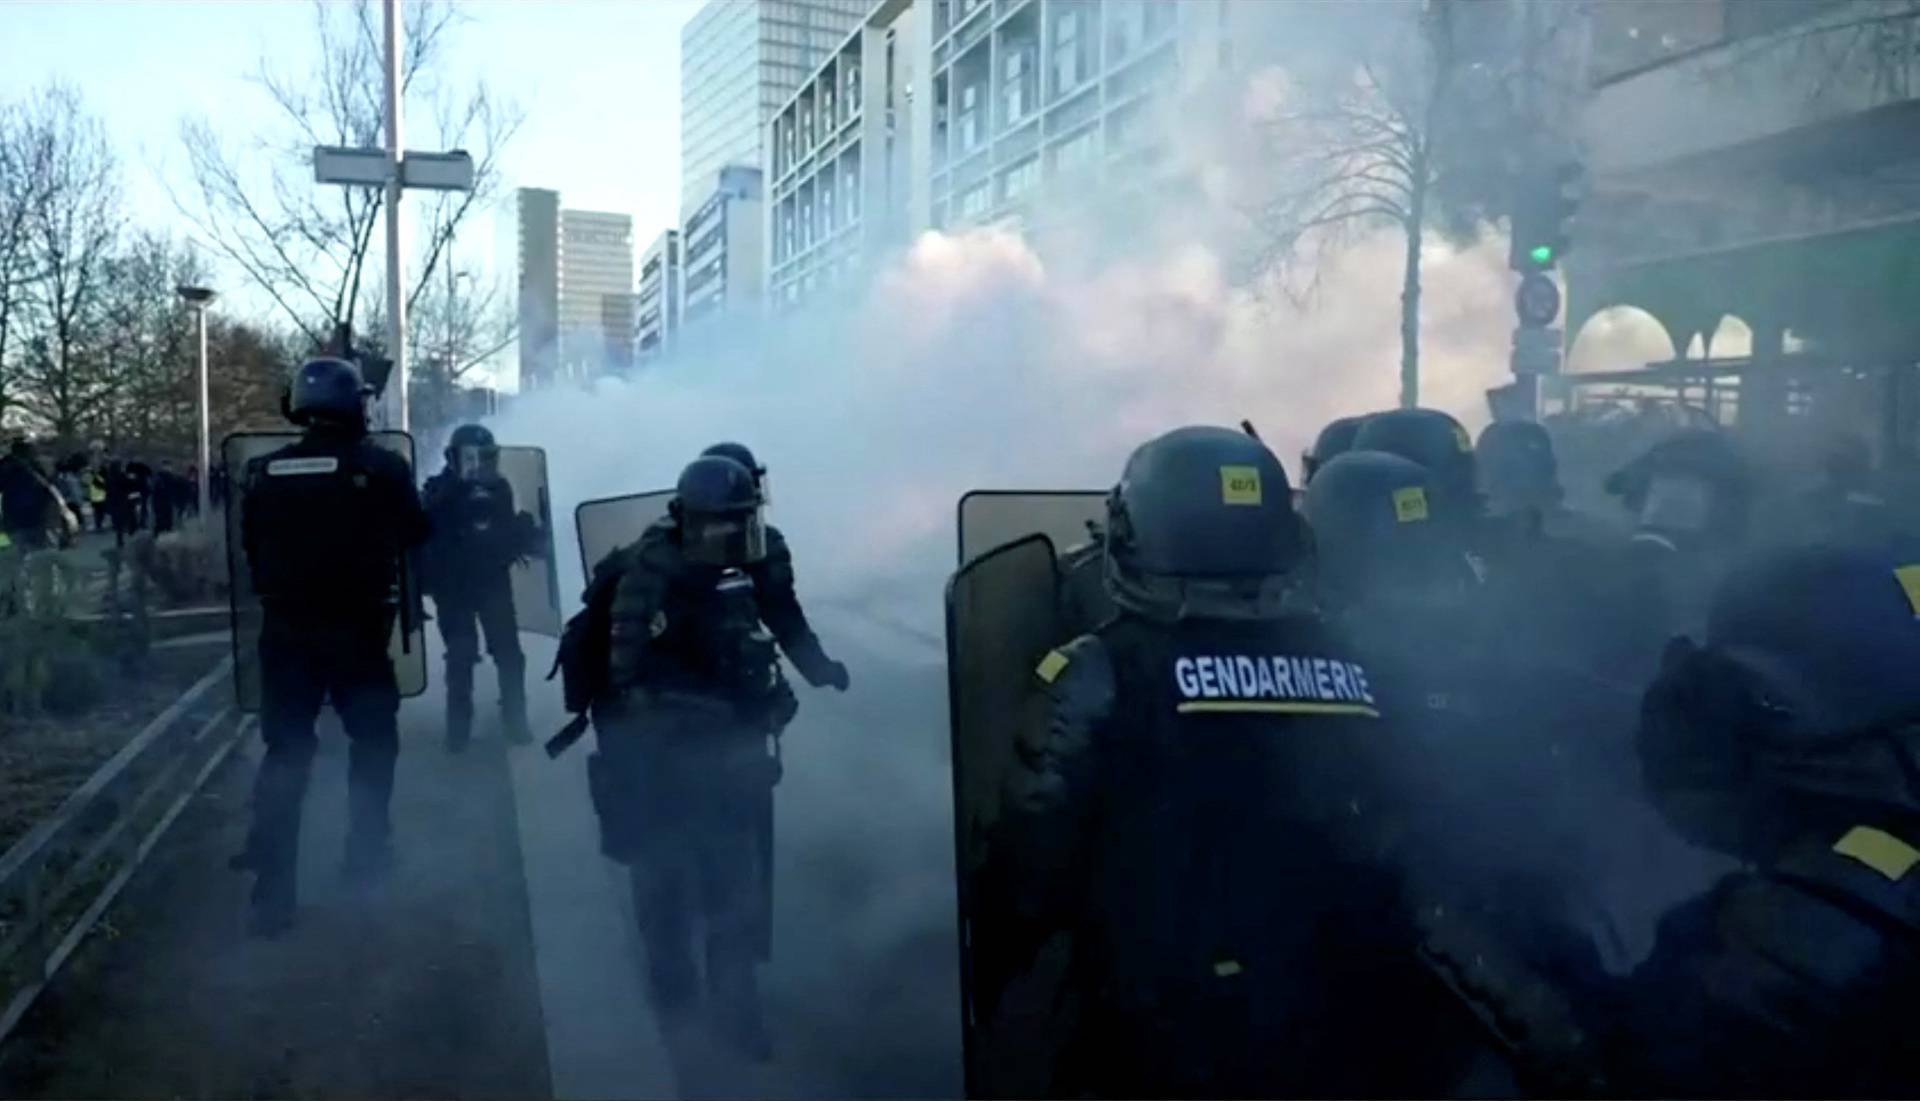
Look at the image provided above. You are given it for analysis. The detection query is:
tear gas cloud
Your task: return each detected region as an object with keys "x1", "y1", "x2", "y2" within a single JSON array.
[{"x1": 482, "y1": 38, "x2": 1561, "y2": 1097}]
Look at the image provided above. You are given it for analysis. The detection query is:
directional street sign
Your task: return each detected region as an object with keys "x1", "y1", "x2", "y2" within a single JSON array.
[
  {"x1": 1515, "y1": 271, "x2": 1563, "y2": 328},
  {"x1": 313, "y1": 146, "x2": 475, "y2": 191},
  {"x1": 313, "y1": 145, "x2": 390, "y2": 187}
]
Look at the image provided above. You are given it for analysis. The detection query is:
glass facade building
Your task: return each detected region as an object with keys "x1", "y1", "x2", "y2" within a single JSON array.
[{"x1": 680, "y1": 0, "x2": 871, "y2": 220}]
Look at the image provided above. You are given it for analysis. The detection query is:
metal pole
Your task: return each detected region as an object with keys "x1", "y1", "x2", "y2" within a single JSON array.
[
  {"x1": 384, "y1": 0, "x2": 408, "y2": 432},
  {"x1": 195, "y1": 306, "x2": 211, "y2": 519}
]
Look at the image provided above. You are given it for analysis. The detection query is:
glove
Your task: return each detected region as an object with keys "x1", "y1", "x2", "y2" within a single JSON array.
[{"x1": 820, "y1": 660, "x2": 850, "y2": 693}]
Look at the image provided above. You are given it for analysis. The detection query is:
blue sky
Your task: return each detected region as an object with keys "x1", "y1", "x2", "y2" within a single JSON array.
[{"x1": 0, "y1": 0, "x2": 703, "y2": 294}]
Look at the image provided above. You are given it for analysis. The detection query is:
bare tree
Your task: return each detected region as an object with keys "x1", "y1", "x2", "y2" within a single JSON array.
[
  {"x1": 174, "y1": 0, "x2": 522, "y2": 347},
  {"x1": 1249, "y1": 0, "x2": 1583, "y2": 408},
  {"x1": 14, "y1": 87, "x2": 121, "y2": 441},
  {"x1": 403, "y1": 263, "x2": 516, "y2": 429},
  {"x1": 0, "y1": 90, "x2": 61, "y2": 427}
]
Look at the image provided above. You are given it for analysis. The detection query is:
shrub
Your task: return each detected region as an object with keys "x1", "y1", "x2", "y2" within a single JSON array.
[
  {"x1": 0, "y1": 617, "x2": 104, "y2": 719},
  {"x1": 146, "y1": 523, "x2": 229, "y2": 608}
]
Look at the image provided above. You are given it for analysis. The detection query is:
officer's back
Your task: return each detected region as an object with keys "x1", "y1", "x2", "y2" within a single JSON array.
[
  {"x1": 981, "y1": 427, "x2": 1465, "y2": 1097},
  {"x1": 244, "y1": 430, "x2": 422, "y2": 610}
]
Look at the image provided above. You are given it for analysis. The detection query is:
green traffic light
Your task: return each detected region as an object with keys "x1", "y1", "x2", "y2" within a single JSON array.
[{"x1": 1529, "y1": 244, "x2": 1555, "y2": 265}]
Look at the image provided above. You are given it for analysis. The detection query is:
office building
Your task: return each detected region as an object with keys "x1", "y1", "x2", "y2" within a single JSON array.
[
  {"x1": 681, "y1": 0, "x2": 872, "y2": 222},
  {"x1": 515, "y1": 188, "x2": 635, "y2": 387},
  {"x1": 515, "y1": 188, "x2": 561, "y2": 389},
  {"x1": 636, "y1": 229, "x2": 683, "y2": 363},
  {"x1": 682, "y1": 166, "x2": 766, "y2": 325},
  {"x1": 768, "y1": 0, "x2": 926, "y2": 309}
]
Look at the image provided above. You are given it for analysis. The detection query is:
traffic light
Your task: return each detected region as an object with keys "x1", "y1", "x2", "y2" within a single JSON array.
[{"x1": 1509, "y1": 159, "x2": 1585, "y2": 272}]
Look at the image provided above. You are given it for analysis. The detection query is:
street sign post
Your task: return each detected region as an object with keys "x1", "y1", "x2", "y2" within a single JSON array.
[{"x1": 1511, "y1": 325, "x2": 1563, "y2": 376}]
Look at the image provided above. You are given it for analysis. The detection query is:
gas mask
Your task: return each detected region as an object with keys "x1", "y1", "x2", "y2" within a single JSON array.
[{"x1": 455, "y1": 444, "x2": 501, "y2": 483}]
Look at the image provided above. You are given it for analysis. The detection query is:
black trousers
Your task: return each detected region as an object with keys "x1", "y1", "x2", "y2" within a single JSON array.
[
  {"x1": 600, "y1": 705, "x2": 774, "y2": 1014},
  {"x1": 246, "y1": 605, "x2": 400, "y2": 907},
  {"x1": 434, "y1": 578, "x2": 524, "y2": 736}
]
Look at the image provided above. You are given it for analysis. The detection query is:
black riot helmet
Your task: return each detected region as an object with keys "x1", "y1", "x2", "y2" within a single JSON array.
[
  {"x1": 1604, "y1": 428, "x2": 1751, "y2": 549},
  {"x1": 1476, "y1": 420, "x2": 1562, "y2": 513},
  {"x1": 1303, "y1": 450, "x2": 1473, "y2": 610},
  {"x1": 701, "y1": 441, "x2": 768, "y2": 503},
  {"x1": 287, "y1": 357, "x2": 369, "y2": 431},
  {"x1": 1301, "y1": 414, "x2": 1370, "y2": 485},
  {"x1": 1637, "y1": 542, "x2": 1920, "y2": 861},
  {"x1": 1352, "y1": 408, "x2": 1479, "y2": 513},
  {"x1": 446, "y1": 423, "x2": 500, "y2": 481},
  {"x1": 673, "y1": 454, "x2": 767, "y2": 566},
  {"x1": 1103, "y1": 425, "x2": 1307, "y2": 622}
]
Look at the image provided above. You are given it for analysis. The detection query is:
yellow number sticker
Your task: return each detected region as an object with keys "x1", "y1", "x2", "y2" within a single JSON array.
[
  {"x1": 1220, "y1": 465, "x2": 1263, "y2": 506},
  {"x1": 1392, "y1": 486, "x2": 1430, "y2": 523},
  {"x1": 1897, "y1": 564, "x2": 1920, "y2": 617}
]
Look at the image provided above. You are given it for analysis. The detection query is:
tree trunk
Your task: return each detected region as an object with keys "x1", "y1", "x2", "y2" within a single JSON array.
[{"x1": 1399, "y1": 185, "x2": 1425, "y2": 409}]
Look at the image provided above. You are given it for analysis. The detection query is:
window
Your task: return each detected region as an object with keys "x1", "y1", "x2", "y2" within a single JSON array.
[
  {"x1": 1002, "y1": 156, "x2": 1039, "y2": 200},
  {"x1": 1002, "y1": 41, "x2": 1037, "y2": 127},
  {"x1": 801, "y1": 102, "x2": 814, "y2": 149},
  {"x1": 846, "y1": 62, "x2": 862, "y2": 114},
  {"x1": 960, "y1": 181, "x2": 990, "y2": 219},
  {"x1": 1109, "y1": 0, "x2": 1142, "y2": 61},
  {"x1": 784, "y1": 119, "x2": 797, "y2": 168},
  {"x1": 821, "y1": 179, "x2": 835, "y2": 234},
  {"x1": 1056, "y1": 128, "x2": 1097, "y2": 174},
  {"x1": 823, "y1": 81, "x2": 836, "y2": 131},
  {"x1": 959, "y1": 79, "x2": 983, "y2": 151},
  {"x1": 844, "y1": 156, "x2": 860, "y2": 221},
  {"x1": 1052, "y1": 9, "x2": 1086, "y2": 96},
  {"x1": 783, "y1": 209, "x2": 796, "y2": 258}
]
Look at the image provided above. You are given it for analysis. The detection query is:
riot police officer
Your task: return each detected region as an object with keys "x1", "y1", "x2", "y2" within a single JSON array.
[
  {"x1": 1300, "y1": 413, "x2": 1371, "y2": 485},
  {"x1": 579, "y1": 453, "x2": 847, "y2": 1059},
  {"x1": 975, "y1": 426, "x2": 1464, "y2": 1097},
  {"x1": 235, "y1": 358, "x2": 429, "y2": 936},
  {"x1": 421, "y1": 424, "x2": 538, "y2": 750},
  {"x1": 1603, "y1": 542, "x2": 1920, "y2": 1096},
  {"x1": 1353, "y1": 408, "x2": 1481, "y2": 522},
  {"x1": 1476, "y1": 419, "x2": 1616, "y2": 546}
]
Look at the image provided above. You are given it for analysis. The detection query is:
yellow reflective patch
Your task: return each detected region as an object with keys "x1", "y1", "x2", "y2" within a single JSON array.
[
  {"x1": 1220, "y1": 465, "x2": 1263, "y2": 506},
  {"x1": 1392, "y1": 486, "x2": 1430, "y2": 523},
  {"x1": 1895, "y1": 565, "x2": 1920, "y2": 617},
  {"x1": 1833, "y1": 826, "x2": 1920, "y2": 881},
  {"x1": 1453, "y1": 423, "x2": 1473, "y2": 453},
  {"x1": 1213, "y1": 960, "x2": 1243, "y2": 978},
  {"x1": 1035, "y1": 649, "x2": 1070, "y2": 684},
  {"x1": 1177, "y1": 700, "x2": 1380, "y2": 719}
]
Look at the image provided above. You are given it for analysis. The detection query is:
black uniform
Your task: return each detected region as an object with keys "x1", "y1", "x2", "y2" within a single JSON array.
[
  {"x1": 582, "y1": 454, "x2": 844, "y2": 1057},
  {"x1": 238, "y1": 423, "x2": 428, "y2": 927},
  {"x1": 975, "y1": 427, "x2": 1472, "y2": 1098},
  {"x1": 421, "y1": 466, "x2": 534, "y2": 747}
]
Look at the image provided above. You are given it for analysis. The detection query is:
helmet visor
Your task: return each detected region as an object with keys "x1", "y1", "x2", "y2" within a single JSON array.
[
  {"x1": 455, "y1": 444, "x2": 501, "y2": 482},
  {"x1": 684, "y1": 509, "x2": 768, "y2": 566}
]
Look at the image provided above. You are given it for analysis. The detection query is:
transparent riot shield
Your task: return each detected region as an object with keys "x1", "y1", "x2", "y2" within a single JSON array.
[
  {"x1": 492, "y1": 446, "x2": 563, "y2": 637},
  {"x1": 945, "y1": 532, "x2": 1076, "y2": 1098},
  {"x1": 957, "y1": 490, "x2": 1108, "y2": 567},
  {"x1": 574, "y1": 489, "x2": 675, "y2": 578},
  {"x1": 223, "y1": 431, "x2": 429, "y2": 712}
]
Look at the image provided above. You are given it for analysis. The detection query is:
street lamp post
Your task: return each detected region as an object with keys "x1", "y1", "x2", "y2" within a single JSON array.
[{"x1": 176, "y1": 285, "x2": 216, "y2": 520}]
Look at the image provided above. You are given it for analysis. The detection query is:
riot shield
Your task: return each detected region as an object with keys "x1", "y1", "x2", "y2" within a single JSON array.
[
  {"x1": 222, "y1": 431, "x2": 429, "y2": 712},
  {"x1": 493, "y1": 446, "x2": 563, "y2": 637},
  {"x1": 575, "y1": 489, "x2": 674, "y2": 577},
  {"x1": 957, "y1": 490, "x2": 1108, "y2": 567},
  {"x1": 946, "y1": 532, "x2": 1076, "y2": 1098}
]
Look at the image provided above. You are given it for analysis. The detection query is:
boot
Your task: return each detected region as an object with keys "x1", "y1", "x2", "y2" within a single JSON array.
[
  {"x1": 710, "y1": 955, "x2": 772, "y2": 1062},
  {"x1": 248, "y1": 865, "x2": 297, "y2": 938}
]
